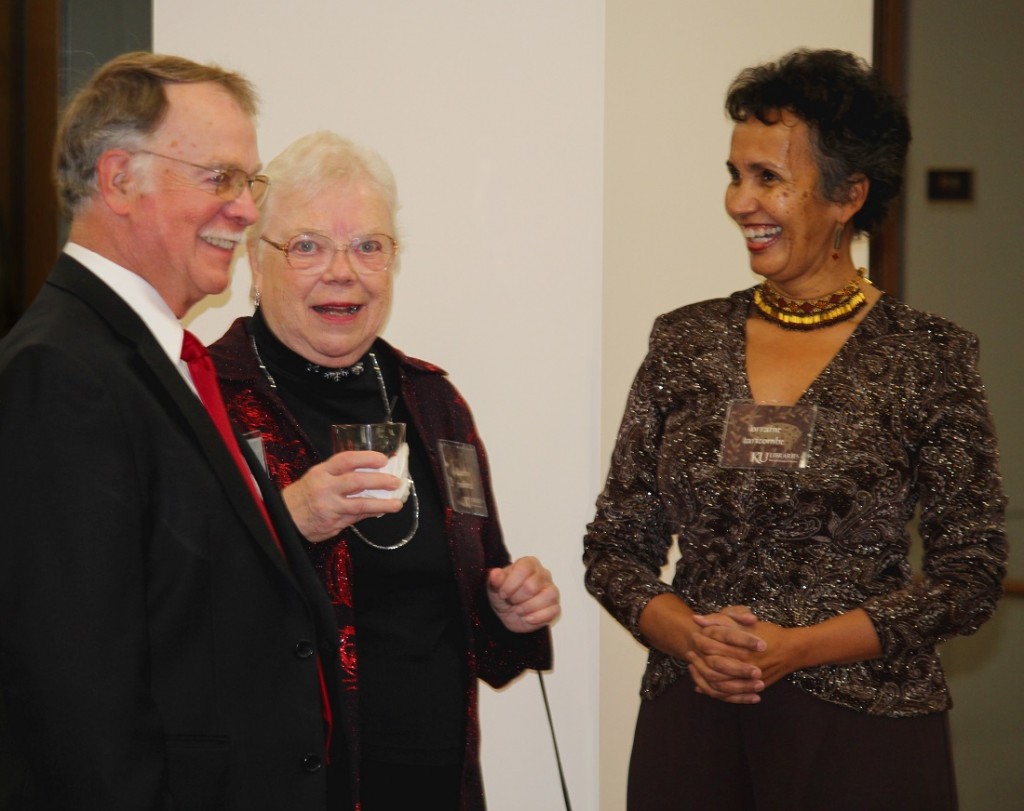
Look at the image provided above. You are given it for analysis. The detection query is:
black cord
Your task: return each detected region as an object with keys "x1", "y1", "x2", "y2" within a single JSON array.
[{"x1": 537, "y1": 671, "x2": 573, "y2": 811}]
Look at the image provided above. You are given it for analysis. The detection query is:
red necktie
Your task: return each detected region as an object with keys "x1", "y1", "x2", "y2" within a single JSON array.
[
  {"x1": 180, "y1": 330, "x2": 334, "y2": 751},
  {"x1": 181, "y1": 330, "x2": 283, "y2": 554}
]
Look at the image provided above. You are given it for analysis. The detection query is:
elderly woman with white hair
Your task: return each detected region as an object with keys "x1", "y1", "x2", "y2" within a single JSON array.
[{"x1": 209, "y1": 130, "x2": 559, "y2": 811}]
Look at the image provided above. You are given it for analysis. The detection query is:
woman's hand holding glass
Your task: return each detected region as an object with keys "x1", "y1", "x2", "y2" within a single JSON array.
[{"x1": 282, "y1": 450, "x2": 404, "y2": 543}]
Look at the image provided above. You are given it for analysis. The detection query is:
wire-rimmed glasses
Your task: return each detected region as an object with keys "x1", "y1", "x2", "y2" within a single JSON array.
[
  {"x1": 134, "y1": 150, "x2": 270, "y2": 205},
  {"x1": 260, "y1": 232, "x2": 399, "y2": 274}
]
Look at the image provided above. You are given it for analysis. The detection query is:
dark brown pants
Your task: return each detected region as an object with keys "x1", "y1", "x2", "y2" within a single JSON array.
[{"x1": 627, "y1": 676, "x2": 957, "y2": 811}]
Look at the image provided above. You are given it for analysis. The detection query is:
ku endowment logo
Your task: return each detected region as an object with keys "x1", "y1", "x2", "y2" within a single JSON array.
[{"x1": 719, "y1": 402, "x2": 818, "y2": 470}]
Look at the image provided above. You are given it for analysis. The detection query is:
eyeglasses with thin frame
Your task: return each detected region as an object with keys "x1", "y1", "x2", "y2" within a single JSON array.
[
  {"x1": 134, "y1": 150, "x2": 270, "y2": 205},
  {"x1": 260, "y1": 232, "x2": 399, "y2": 274}
]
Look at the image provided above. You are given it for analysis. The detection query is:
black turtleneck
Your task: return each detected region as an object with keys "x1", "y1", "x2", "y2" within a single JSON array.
[{"x1": 250, "y1": 310, "x2": 466, "y2": 765}]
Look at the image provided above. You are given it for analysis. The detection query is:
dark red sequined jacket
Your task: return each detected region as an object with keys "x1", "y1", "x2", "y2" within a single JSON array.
[{"x1": 209, "y1": 317, "x2": 552, "y2": 811}]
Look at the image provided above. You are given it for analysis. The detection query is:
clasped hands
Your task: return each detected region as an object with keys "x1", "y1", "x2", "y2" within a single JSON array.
[{"x1": 685, "y1": 605, "x2": 803, "y2": 705}]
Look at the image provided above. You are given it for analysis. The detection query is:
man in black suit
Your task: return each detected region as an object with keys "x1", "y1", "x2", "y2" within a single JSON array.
[{"x1": 0, "y1": 52, "x2": 374, "y2": 810}]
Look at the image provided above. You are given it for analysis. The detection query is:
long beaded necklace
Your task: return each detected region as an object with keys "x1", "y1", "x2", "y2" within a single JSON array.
[
  {"x1": 348, "y1": 352, "x2": 419, "y2": 551},
  {"x1": 752, "y1": 269, "x2": 870, "y2": 331},
  {"x1": 250, "y1": 337, "x2": 419, "y2": 551}
]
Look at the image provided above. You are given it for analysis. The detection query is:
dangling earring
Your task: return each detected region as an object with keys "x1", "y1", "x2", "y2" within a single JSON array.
[
  {"x1": 253, "y1": 287, "x2": 261, "y2": 308},
  {"x1": 832, "y1": 224, "x2": 843, "y2": 261}
]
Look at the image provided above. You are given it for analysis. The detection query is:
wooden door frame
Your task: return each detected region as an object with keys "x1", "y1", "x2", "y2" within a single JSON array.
[
  {"x1": 871, "y1": 0, "x2": 905, "y2": 298},
  {"x1": 1, "y1": 0, "x2": 60, "y2": 336}
]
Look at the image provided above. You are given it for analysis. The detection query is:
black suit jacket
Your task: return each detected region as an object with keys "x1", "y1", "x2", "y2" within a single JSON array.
[{"x1": 0, "y1": 256, "x2": 347, "y2": 810}]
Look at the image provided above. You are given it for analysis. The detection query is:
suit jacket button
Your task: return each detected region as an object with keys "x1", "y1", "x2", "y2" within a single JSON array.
[
  {"x1": 294, "y1": 639, "x2": 315, "y2": 659},
  {"x1": 302, "y1": 753, "x2": 323, "y2": 773}
]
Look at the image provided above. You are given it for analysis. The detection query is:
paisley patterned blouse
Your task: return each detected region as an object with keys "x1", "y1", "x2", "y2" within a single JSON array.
[{"x1": 584, "y1": 289, "x2": 1007, "y2": 717}]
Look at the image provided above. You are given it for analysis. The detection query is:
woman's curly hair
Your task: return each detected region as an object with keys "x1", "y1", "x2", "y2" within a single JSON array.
[{"x1": 726, "y1": 48, "x2": 911, "y2": 235}]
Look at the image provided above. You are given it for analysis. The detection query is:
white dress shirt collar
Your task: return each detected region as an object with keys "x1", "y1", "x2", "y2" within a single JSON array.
[{"x1": 63, "y1": 242, "x2": 185, "y2": 368}]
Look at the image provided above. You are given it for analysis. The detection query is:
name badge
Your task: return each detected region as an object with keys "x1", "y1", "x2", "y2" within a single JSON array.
[
  {"x1": 718, "y1": 402, "x2": 817, "y2": 470},
  {"x1": 243, "y1": 431, "x2": 269, "y2": 474},
  {"x1": 438, "y1": 440, "x2": 489, "y2": 516}
]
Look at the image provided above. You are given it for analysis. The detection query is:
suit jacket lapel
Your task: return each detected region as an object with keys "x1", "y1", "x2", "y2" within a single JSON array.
[{"x1": 46, "y1": 257, "x2": 301, "y2": 586}]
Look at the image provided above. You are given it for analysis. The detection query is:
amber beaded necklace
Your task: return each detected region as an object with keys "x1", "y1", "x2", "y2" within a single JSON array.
[{"x1": 752, "y1": 270, "x2": 869, "y2": 331}]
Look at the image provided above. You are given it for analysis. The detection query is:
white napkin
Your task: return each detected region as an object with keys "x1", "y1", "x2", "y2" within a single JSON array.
[{"x1": 350, "y1": 442, "x2": 412, "y2": 502}]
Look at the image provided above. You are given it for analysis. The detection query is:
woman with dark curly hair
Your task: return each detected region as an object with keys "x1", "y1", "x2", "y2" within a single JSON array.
[{"x1": 584, "y1": 49, "x2": 1006, "y2": 810}]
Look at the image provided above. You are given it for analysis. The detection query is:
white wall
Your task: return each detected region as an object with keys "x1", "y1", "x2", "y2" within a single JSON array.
[
  {"x1": 155, "y1": 2, "x2": 872, "y2": 808},
  {"x1": 903, "y1": 3, "x2": 1024, "y2": 807},
  {"x1": 904, "y1": 0, "x2": 1023, "y2": 550}
]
